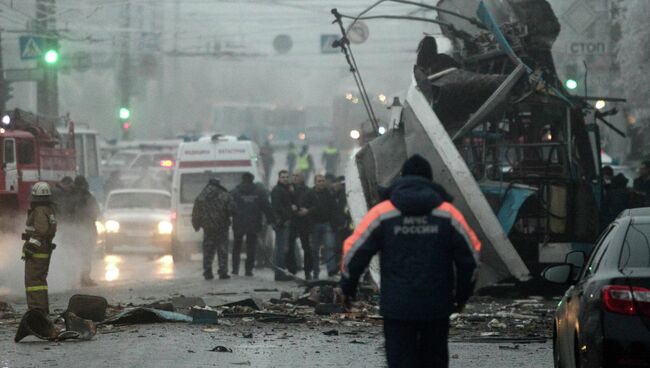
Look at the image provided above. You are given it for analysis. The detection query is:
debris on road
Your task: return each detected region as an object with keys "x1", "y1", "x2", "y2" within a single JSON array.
[
  {"x1": 64, "y1": 294, "x2": 108, "y2": 322},
  {"x1": 100, "y1": 308, "x2": 192, "y2": 325},
  {"x1": 209, "y1": 345, "x2": 233, "y2": 353},
  {"x1": 219, "y1": 298, "x2": 264, "y2": 311},
  {"x1": 190, "y1": 306, "x2": 219, "y2": 324},
  {"x1": 449, "y1": 296, "x2": 554, "y2": 340},
  {"x1": 314, "y1": 303, "x2": 346, "y2": 316},
  {"x1": 170, "y1": 296, "x2": 206, "y2": 311},
  {"x1": 0, "y1": 301, "x2": 16, "y2": 319},
  {"x1": 62, "y1": 311, "x2": 97, "y2": 340}
]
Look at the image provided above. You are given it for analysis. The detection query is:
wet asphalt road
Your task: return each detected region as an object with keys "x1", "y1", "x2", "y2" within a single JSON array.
[
  {"x1": 0, "y1": 254, "x2": 552, "y2": 368},
  {"x1": 1, "y1": 144, "x2": 551, "y2": 367}
]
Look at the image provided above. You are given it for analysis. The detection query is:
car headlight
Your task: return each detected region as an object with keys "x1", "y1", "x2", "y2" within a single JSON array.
[
  {"x1": 95, "y1": 221, "x2": 106, "y2": 235},
  {"x1": 158, "y1": 221, "x2": 173, "y2": 235},
  {"x1": 105, "y1": 220, "x2": 120, "y2": 233}
]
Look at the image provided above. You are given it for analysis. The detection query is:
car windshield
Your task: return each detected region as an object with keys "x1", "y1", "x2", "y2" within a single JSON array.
[
  {"x1": 107, "y1": 192, "x2": 171, "y2": 210},
  {"x1": 106, "y1": 152, "x2": 138, "y2": 167},
  {"x1": 180, "y1": 172, "x2": 244, "y2": 203},
  {"x1": 620, "y1": 223, "x2": 650, "y2": 269}
]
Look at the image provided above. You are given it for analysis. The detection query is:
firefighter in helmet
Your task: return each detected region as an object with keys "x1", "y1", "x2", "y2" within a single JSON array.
[{"x1": 22, "y1": 182, "x2": 57, "y2": 314}]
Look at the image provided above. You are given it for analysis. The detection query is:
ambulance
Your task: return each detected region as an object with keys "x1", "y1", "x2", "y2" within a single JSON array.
[{"x1": 170, "y1": 134, "x2": 264, "y2": 261}]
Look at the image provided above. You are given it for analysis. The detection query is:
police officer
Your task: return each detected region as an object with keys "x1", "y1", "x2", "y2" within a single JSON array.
[
  {"x1": 321, "y1": 142, "x2": 340, "y2": 176},
  {"x1": 22, "y1": 182, "x2": 57, "y2": 314},
  {"x1": 231, "y1": 173, "x2": 274, "y2": 276},
  {"x1": 338, "y1": 155, "x2": 480, "y2": 368},
  {"x1": 192, "y1": 178, "x2": 236, "y2": 280},
  {"x1": 296, "y1": 145, "x2": 314, "y2": 183}
]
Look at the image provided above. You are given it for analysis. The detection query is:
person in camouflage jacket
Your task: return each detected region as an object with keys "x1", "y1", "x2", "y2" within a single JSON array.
[{"x1": 192, "y1": 178, "x2": 236, "y2": 279}]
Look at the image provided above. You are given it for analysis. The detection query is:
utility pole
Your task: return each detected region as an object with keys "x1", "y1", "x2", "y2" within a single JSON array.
[
  {"x1": 117, "y1": 0, "x2": 132, "y2": 140},
  {"x1": 0, "y1": 30, "x2": 9, "y2": 113},
  {"x1": 35, "y1": 0, "x2": 58, "y2": 117}
]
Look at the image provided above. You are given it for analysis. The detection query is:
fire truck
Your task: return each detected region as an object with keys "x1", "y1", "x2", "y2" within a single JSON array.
[{"x1": 0, "y1": 109, "x2": 76, "y2": 225}]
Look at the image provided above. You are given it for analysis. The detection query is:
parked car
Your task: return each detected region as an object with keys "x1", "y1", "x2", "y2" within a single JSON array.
[
  {"x1": 101, "y1": 189, "x2": 174, "y2": 256},
  {"x1": 543, "y1": 207, "x2": 650, "y2": 367}
]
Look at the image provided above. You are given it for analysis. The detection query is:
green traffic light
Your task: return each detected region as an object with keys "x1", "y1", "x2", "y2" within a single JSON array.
[
  {"x1": 44, "y1": 49, "x2": 59, "y2": 64},
  {"x1": 565, "y1": 79, "x2": 578, "y2": 90},
  {"x1": 119, "y1": 107, "x2": 131, "y2": 120}
]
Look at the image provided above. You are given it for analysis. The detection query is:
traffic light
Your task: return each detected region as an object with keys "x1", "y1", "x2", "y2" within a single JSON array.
[
  {"x1": 564, "y1": 63, "x2": 579, "y2": 91},
  {"x1": 0, "y1": 80, "x2": 14, "y2": 108},
  {"x1": 119, "y1": 106, "x2": 131, "y2": 139},
  {"x1": 43, "y1": 49, "x2": 59, "y2": 64},
  {"x1": 119, "y1": 107, "x2": 130, "y2": 120},
  {"x1": 42, "y1": 39, "x2": 60, "y2": 66}
]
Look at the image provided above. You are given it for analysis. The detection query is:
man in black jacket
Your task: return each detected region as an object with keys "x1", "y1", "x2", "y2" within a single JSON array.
[
  {"x1": 338, "y1": 155, "x2": 480, "y2": 368},
  {"x1": 231, "y1": 173, "x2": 274, "y2": 276},
  {"x1": 302, "y1": 174, "x2": 337, "y2": 279},
  {"x1": 288, "y1": 171, "x2": 312, "y2": 279},
  {"x1": 331, "y1": 176, "x2": 352, "y2": 276},
  {"x1": 270, "y1": 170, "x2": 294, "y2": 281}
]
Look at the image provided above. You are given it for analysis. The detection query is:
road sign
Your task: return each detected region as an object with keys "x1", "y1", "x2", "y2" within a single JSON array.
[
  {"x1": 562, "y1": 0, "x2": 597, "y2": 35},
  {"x1": 320, "y1": 34, "x2": 339, "y2": 54},
  {"x1": 19, "y1": 36, "x2": 44, "y2": 60},
  {"x1": 273, "y1": 34, "x2": 293, "y2": 54},
  {"x1": 3, "y1": 68, "x2": 44, "y2": 82},
  {"x1": 346, "y1": 21, "x2": 369, "y2": 44}
]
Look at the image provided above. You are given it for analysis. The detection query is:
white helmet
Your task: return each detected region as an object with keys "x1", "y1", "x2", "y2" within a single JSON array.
[{"x1": 31, "y1": 182, "x2": 52, "y2": 197}]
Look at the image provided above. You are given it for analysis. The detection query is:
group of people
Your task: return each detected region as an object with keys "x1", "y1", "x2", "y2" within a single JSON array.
[
  {"x1": 51, "y1": 175, "x2": 100, "y2": 287},
  {"x1": 600, "y1": 161, "x2": 650, "y2": 227},
  {"x1": 260, "y1": 141, "x2": 341, "y2": 188},
  {"x1": 191, "y1": 169, "x2": 351, "y2": 282},
  {"x1": 21, "y1": 154, "x2": 480, "y2": 367},
  {"x1": 271, "y1": 170, "x2": 351, "y2": 281}
]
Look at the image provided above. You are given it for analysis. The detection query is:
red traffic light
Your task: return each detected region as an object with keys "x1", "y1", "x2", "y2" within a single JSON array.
[{"x1": 122, "y1": 122, "x2": 131, "y2": 130}]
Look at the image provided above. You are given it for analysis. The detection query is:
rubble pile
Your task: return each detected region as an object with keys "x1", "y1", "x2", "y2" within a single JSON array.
[
  {"x1": 0, "y1": 290, "x2": 556, "y2": 343},
  {"x1": 450, "y1": 296, "x2": 556, "y2": 342}
]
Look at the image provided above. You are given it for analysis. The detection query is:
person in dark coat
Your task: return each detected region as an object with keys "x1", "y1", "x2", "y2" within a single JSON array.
[
  {"x1": 287, "y1": 171, "x2": 312, "y2": 279},
  {"x1": 260, "y1": 140, "x2": 275, "y2": 188},
  {"x1": 52, "y1": 176, "x2": 75, "y2": 223},
  {"x1": 192, "y1": 178, "x2": 236, "y2": 280},
  {"x1": 338, "y1": 155, "x2": 479, "y2": 368},
  {"x1": 270, "y1": 170, "x2": 294, "y2": 281},
  {"x1": 332, "y1": 176, "x2": 352, "y2": 276},
  {"x1": 633, "y1": 160, "x2": 650, "y2": 206},
  {"x1": 302, "y1": 174, "x2": 337, "y2": 279},
  {"x1": 72, "y1": 176, "x2": 100, "y2": 287},
  {"x1": 604, "y1": 173, "x2": 632, "y2": 225},
  {"x1": 231, "y1": 173, "x2": 274, "y2": 276}
]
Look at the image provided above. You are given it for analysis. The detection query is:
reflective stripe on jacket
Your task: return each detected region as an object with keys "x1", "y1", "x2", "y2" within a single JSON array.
[{"x1": 339, "y1": 176, "x2": 480, "y2": 321}]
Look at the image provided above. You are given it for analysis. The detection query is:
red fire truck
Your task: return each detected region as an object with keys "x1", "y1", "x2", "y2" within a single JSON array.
[{"x1": 0, "y1": 109, "x2": 76, "y2": 223}]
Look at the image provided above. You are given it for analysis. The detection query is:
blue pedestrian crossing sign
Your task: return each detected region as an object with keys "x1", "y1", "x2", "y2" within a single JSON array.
[
  {"x1": 320, "y1": 34, "x2": 339, "y2": 54},
  {"x1": 19, "y1": 36, "x2": 44, "y2": 60}
]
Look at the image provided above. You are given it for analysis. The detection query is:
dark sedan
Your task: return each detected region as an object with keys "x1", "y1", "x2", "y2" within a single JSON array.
[{"x1": 543, "y1": 208, "x2": 650, "y2": 367}]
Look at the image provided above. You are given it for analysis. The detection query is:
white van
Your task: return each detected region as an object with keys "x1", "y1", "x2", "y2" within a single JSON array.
[{"x1": 170, "y1": 134, "x2": 264, "y2": 261}]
